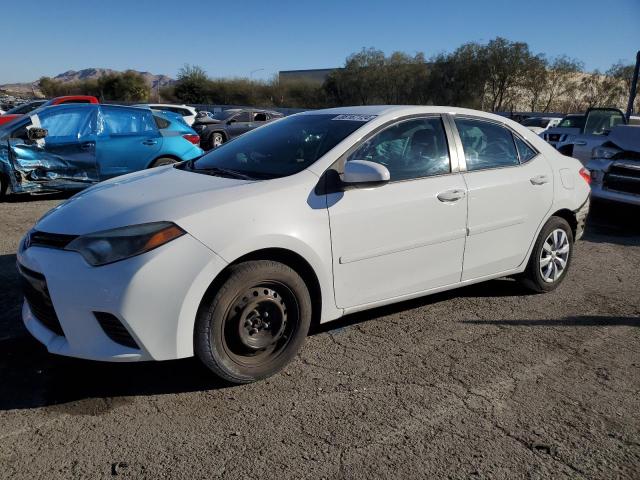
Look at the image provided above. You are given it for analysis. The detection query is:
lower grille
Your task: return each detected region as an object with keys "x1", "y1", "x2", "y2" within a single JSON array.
[
  {"x1": 94, "y1": 312, "x2": 139, "y2": 349},
  {"x1": 18, "y1": 263, "x2": 64, "y2": 336},
  {"x1": 604, "y1": 168, "x2": 640, "y2": 196}
]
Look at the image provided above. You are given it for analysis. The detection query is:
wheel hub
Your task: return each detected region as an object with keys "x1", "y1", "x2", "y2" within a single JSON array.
[
  {"x1": 540, "y1": 228, "x2": 570, "y2": 283},
  {"x1": 234, "y1": 288, "x2": 287, "y2": 350}
]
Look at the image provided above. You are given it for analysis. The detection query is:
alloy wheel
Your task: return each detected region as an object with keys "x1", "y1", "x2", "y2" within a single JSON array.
[{"x1": 539, "y1": 228, "x2": 570, "y2": 283}]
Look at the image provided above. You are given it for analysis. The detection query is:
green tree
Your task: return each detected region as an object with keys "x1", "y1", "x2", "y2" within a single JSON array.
[{"x1": 174, "y1": 64, "x2": 211, "y2": 103}]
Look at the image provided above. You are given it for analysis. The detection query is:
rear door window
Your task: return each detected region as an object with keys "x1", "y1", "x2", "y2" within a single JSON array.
[
  {"x1": 99, "y1": 106, "x2": 157, "y2": 135},
  {"x1": 454, "y1": 118, "x2": 519, "y2": 171}
]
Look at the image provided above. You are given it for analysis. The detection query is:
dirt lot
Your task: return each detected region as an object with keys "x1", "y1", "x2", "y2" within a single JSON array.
[{"x1": 0, "y1": 196, "x2": 639, "y2": 479}]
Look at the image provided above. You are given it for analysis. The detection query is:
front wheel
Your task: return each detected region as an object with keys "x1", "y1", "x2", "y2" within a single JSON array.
[
  {"x1": 521, "y1": 216, "x2": 574, "y2": 293},
  {"x1": 195, "y1": 260, "x2": 312, "y2": 383}
]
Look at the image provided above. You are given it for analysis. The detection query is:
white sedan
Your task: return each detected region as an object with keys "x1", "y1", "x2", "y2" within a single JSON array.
[{"x1": 18, "y1": 106, "x2": 591, "y2": 383}]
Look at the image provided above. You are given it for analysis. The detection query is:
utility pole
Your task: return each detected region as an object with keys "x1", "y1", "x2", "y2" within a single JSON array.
[{"x1": 626, "y1": 50, "x2": 639, "y2": 121}]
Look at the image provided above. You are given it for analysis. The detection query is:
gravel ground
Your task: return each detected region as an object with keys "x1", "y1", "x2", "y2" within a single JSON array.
[{"x1": 0, "y1": 195, "x2": 639, "y2": 479}]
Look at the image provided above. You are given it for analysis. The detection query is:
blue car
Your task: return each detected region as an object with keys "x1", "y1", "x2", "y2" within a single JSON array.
[{"x1": 0, "y1": 104, "x2": 203, "y2": 197}]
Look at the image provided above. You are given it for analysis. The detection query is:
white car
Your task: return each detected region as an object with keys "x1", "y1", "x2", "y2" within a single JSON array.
[
  {"x1": 133, "y1": 103, "x2": 198, "y2": 125},
  {"x1": 18, "y1": 106, "x2": 591, "y2": 383},
  {"x1": 521, "y1": 116, "x2": 562, "y2": 134}
]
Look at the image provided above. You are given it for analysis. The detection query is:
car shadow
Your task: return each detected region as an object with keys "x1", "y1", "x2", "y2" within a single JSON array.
[
  {"x1": 582, "y1": 200, "x2": 640, "y2": 246},
  {"x1": 461, "y1": 316, "x2": 639, "y2": 328}
]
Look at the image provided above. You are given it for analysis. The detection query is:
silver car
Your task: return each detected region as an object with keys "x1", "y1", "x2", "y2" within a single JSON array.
[{"x1": 587, "y1": 125, "x2": 640, "y2": 206}]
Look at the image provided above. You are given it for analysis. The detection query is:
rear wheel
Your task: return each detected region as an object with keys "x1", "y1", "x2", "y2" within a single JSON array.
[
  {"x1": 195, "y1": 260, "x2": 312, "y2": 383},
  {"x1": 521, "y1": 216, "x2": 574, "y2": 293},
  {"x1": 149, "y1": 157, "x2": 178, "y2": 168}
]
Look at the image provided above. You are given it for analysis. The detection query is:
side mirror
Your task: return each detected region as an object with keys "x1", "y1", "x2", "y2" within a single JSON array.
[
  {"x1": 342, "y1": 160, "x2": 390, "y2": 186},
  {"x1": 27, "y1": 127, "x2": 48, "y2": 141},
  {"x1": 227, "y1": 118, "x2": 237, "y2": 125}
]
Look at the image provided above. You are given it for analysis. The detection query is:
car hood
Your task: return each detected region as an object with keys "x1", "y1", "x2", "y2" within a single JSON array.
[
  {"x1": 35, "y1": 165, "x2": 256, "y2": 235},
  {"x1": 606, "y1": 125, "x2": 640, "y2": 152},
  {"x1": 544, "y1": 127, "x2": 581, "y2": 136}
]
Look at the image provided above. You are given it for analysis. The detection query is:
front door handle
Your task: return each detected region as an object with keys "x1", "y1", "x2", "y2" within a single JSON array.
[
  {"x1": 574, "y1": 141, "x2": 587, "y2": 146},
  {"x1": 437, "y1": 189, "x2": 466, "y2": 202},
  {"x1": 80, "y1": 141, "x2": 95, "y2": 151},
  {"x1": 530, "y1": 174, "x2": 550, "y2": 185},
  {"x1": 142, "y1": 139, "x2": 158, "y2": 146}
]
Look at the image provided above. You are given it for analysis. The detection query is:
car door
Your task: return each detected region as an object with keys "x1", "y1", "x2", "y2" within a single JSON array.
[
  {"x1": 451, "y1": 116, "x2": 553, "y2": 281},
  {"x1": 327, "y1": 116, "x2": 468, "y2": 308},
  {"x1": 571, "y1": 108, "x2": 626, "y2": 163},
  {"x1": 226, "y1": 111, "x2": 253, "y2": 138},
  {"x1": 7, "y1": 106, "x2": 99, "y2": 183},
  {"x1": 96, "y1": 106, "x2": 162, "y2": 178}
]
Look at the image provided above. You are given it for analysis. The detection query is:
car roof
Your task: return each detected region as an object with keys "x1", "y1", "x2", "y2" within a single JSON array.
[{"x1": 298, "y1": 105, "x2": 512, "y2": 123}]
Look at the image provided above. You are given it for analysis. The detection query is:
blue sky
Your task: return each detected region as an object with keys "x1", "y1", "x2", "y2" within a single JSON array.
[{"x1": 2, "y1": 0, "x2": 639, "y2": 83}]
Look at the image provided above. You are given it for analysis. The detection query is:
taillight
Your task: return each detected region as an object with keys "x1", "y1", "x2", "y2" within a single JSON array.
[
  {"x1": 579, "y1": 167, "x2": 591, "y2": 185},
  {"x1": 182, "y1": 134, "x2": 200, "y2": 145}
]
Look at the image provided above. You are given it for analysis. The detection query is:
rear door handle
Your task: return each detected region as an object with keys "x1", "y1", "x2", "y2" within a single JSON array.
[
  {"x1": 80, "y1": 141, "x2": 95, "y2": 151},
  {"x1": 437, "y1": 189, "x2": 466, "y2": 202},
  {"x1": 142, "y1": 139, "x2": 158, "y2": 146},
  {"x1": 530, "y1": 174, "x2": 550, "y2": 185}
]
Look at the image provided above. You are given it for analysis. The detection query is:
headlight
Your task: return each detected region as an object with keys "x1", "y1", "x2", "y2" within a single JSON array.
[
  {"x1": 65, "y1": 222, "x2": 185, "y2": 266},
  {"x1": 591, "y1": 146, "x2": 621, "y2": 159}
]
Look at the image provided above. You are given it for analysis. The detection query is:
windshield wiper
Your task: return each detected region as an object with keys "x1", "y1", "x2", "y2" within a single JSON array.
[{"x1": 195, "y1": 166, "x2": 255, "y2": 180}]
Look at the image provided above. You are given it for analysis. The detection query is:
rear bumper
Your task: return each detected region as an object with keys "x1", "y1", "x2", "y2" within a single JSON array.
[{"x1": 574, "y1": 197, "x2": 590, "y2": 240}]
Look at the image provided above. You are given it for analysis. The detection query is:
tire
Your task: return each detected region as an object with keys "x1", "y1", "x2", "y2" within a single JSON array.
[
  {"x1": 195, "y1": 260, "x2": 312, "y2": 384},
  {"x1": 149, "y1": 157, "x2": 178, "y2": 168},
  {"x1": 208, "y1": 132, "x2": 224, "y2": 150},
  {"x1": 521, "y1": 216, "x2": 574, "y2": 293}
]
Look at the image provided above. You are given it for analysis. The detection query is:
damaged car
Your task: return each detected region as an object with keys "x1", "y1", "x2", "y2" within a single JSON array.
[
  {"x1": 587, "y1": 125, "x2": 640, "y2": 206},
  {"x1": 0, "y1": 103, "x2": 203, "y2": 198}
]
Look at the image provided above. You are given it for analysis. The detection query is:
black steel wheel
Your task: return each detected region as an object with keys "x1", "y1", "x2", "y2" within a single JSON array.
[{"x1": 195, "y1": 260, "x2": 312, "y2": 383}]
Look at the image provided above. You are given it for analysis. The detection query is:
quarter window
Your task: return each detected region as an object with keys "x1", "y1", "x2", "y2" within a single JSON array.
[
  {"x1": 514, "y1": 135, "x2": 537, "y2": 163},
  {"x1": 454, "y1": 118, "x2": 519, "y2": 171},
  {"x1": 347, "y1": 117, "x2": 451, "y2": 181}
]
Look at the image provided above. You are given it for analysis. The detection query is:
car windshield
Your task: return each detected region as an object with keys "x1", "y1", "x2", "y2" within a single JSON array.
[
  {"x1": 210, "y1": 110, "x2": 238, "y2": 120},
  {"x1": 558, "y1": 116, "x2": 585, "y2": 128},
  {"x1": 186, "y1": 114, "x2": 367, "y2": 179},
  {"x1": 4, "y1": 101, "x2": 46, "y2": 115},
  {"x1": 522, "y1": 118, "x2": 551, "y2": 128}
]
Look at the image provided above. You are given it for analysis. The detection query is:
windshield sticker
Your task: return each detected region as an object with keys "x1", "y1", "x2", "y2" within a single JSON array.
[{"x1": 331, "y1": 114, "x2": 377, "y2": 122}]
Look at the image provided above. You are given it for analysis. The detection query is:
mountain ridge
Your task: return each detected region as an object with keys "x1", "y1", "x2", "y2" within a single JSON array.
[{"x1": 0, "y1": 68, "x2": 175, "y2": 96}]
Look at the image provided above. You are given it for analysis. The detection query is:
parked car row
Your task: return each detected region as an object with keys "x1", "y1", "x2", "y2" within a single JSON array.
[
  {"x1": 534, "y1": 107, "x2": 640, "y2": 206},
  {"x1": 192, "y1": 108, "x2": 284, "y2": 150},
  {"x1": 0, "y1": 103, "x2": 202, "y2": 197}
]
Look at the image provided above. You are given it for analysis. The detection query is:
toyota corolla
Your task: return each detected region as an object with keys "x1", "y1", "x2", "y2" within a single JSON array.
[{"x1": 17, "y1": 106, "x2": 591, "y2": 383}]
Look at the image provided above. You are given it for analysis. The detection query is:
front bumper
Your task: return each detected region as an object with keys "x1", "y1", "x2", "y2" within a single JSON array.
[{"x1": 18, "y1": 233, "x2": 226, "y2": 362}]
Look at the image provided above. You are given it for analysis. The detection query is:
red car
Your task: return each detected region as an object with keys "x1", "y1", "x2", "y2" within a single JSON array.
[{"x1": 0, "y1": 95, "x2": 99, "y2": 127}]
